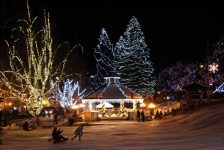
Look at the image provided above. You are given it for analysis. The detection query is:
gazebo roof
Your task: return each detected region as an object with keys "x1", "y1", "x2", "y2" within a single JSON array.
[{"x1": 84, "y1": 77, "x2": 143, "y2": 100}]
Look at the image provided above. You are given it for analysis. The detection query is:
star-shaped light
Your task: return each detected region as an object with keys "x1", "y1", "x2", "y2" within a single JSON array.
[{"x1": 209, "y1": 63, "x2": 219, "y2": 73}]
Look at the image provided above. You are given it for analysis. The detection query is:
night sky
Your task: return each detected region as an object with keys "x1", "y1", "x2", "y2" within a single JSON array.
[{"x1": 1, "y1": 1, "x2": 224, "y2": 75}]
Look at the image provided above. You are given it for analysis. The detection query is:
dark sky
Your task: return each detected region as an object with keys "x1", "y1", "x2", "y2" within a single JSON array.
[{"x1": 1, "y1": 1, "x2": 224, "y2": 75}]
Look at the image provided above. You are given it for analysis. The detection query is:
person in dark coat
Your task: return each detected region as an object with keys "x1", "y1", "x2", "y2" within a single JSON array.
[
  {"x1": 71, "y1": 124, "x2": 84, "y2": 142},
  {"x1": 48, "y1": 126, "x2": 58, "y2": 142},
  {"x1": 55, "y1": 128, "x2": 68, "y2": 142},
  {"x1": 53, "y1": 114, "x2": 58, "y2": 125},
  {"x1": 48, "y1": 126, "x2": 68, "y2": 143},
  {"x1": 141, "y1": 110, "x2": 145, "y2": 122},
  {"x1": 23, "y1": 120, "x2": 29, "y2": 131},
  {"x1": 137, "y1": 109, "x2": 140, "y2": 122}
]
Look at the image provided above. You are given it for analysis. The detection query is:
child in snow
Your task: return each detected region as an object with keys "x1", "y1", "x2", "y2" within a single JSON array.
[{"x1": 71, "y1": 124, "x2": 83, "y2": 142}]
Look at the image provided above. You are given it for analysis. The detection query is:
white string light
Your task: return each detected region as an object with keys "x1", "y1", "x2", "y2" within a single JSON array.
[
  {"x1": 94, "y1": 28, "x2": 114, "y2": 87},
  {"x1": 114, "y1": 16, "x2": 155, "y2": 96},
  {"x1": 0, "y1": 2, "x2": 81, "y2": 115},
  {"x1": 51, "y1": 79, "x2": 86, "y2": 110}
]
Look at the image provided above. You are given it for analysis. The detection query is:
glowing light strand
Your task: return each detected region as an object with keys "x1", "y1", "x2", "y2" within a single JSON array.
[
  {"x1": 94, "y1": 28, "x2": 114, "y2": 88},
  {"x1": 213, "y1": 82, "x2": 224, "y2": 93},
  {"x1": 158, "y1": 62, "x2": 198, "y2": 92},
  {"x1": 114, "y1": 16, "x2": 155, "y2": 96},
  {"x1": 51, "y1": 79, "x2": 86, "y2": 110},
  {"x1": 0, "y1": 1, "x2": 82, "y2": 115}
]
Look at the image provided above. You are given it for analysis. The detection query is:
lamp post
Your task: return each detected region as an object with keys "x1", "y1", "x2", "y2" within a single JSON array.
[
  {"x1": 199, "y1": 64, "x2": 205, "y2": 71},
  {"x1": 72, "y1": 105, "x2": 78, "y2": 116},
  {"x1": 148, "y1": 103, "x2": 156, "y2": 119},
  {"x1": 140, "y1": 103, "x2": 146, "y2": 109}
]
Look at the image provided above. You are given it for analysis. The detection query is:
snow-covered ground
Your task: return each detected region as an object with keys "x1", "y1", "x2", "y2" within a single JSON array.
[{"x1": 1, "y1": 102, "x2": 224, "y2": 150}]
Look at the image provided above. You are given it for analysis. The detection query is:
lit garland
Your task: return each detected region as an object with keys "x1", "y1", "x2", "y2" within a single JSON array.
[
  {"x1": 101, "y1": 77, "x2": 128, "y2": 99},
  {"x1": 82, "y1": 99, "x2": 143, "y2": 104},
  {"x1": 114, "y1": 77, "x2": 128, "y2": 98},
  {"x1": 82, "y1": 77, "x2": 143, "y2": 105},
  {"x1": 0, "y1": 1, "x2": 82, "y2": 115}
]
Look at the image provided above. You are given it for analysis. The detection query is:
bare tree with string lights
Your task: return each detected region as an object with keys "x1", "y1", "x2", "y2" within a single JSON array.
[
  {"x1": 211, "y1": 38, "x2": 224, "y2": 71},
  {"x1": 204, "y1": 38, "x2": 224, "y2": 86},
  {"x1": 0, "y1": 1, "x2": 82, "y2": 115},
  {"x1": 158, "y1": 62, "x2": 205, "y2": 92},
  {"x1": 51, "y1": 79, "x2": 86, "y2": 111}
]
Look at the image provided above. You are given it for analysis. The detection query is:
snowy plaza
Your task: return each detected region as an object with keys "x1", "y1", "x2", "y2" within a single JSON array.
[
  {"x1": 1, "y1": 1, "x2": 224, "y2": 150},
  {"x1": 1, "y1": 102, "x2": 224, "y2": 150}
]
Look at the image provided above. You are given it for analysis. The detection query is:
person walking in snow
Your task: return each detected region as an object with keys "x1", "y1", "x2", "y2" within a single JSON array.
[
  {"x1": 71, "y1": 124, "x2": 83, "y2": 142},
  {"x1": 53, "y1": 114, "x2": 58, "y2": 125}
]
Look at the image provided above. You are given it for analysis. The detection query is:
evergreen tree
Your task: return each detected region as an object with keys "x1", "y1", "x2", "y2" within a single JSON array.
[
  {"x1": 115, "y1": 16, "x2": 155, "y2": 96},
  {"x1": 114, "y1": 36, "x2": 126, "y2": 74},
  {"x1": 94, "y1": 28, "x2": 113, "y2": 87}
]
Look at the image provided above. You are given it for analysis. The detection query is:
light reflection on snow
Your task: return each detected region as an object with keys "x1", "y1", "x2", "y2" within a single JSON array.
[{"x1": 1, "y1": 103, "x2": 224, "y2": 150}]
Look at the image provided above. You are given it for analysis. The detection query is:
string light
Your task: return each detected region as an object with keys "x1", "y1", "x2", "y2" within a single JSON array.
[
  {"x1": 114, "y1": 16, "x2": 155, "y2": 96},
  {"x1": 209, "y1": 63, "x2": 219, "y2": 73},
  {"x1": 51, "y1": 79, "x2": 86, "y2": 110},
  {"x1": 94, "y1": 28, "x2": 114, "y2": 87},
  {"x1": 158, "y1": 62, "x2": 198, "y2": 92},
  {"x1": 0, "y1": 1, "x2": 81, "y2": 115},
  {"x1": 82, "y1": 77, "x2": 143, "y2": 106}
]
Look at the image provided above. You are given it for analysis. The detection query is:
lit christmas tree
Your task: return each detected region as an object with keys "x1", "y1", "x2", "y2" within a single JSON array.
[
  {"x1": 114, "y1": 36, "x2": 125, "y2": 73},
  {"x1": 115, "y1": 16, "x2": 155, "y2": 96},
  {"x1": 94, "y1": 28, "x2": 114, "y2": 87}
]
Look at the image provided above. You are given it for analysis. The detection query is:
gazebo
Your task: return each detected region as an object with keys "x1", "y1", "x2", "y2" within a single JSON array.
[{"x1": 82, "y1": 75, "x2": 144, "y2": 118}]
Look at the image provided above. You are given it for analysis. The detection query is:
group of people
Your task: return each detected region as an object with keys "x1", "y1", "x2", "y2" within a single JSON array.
[
  {"x1": 48, "y1": 124, "x2": 84, "y2": 144},
  {"x1": 137, "y1": 109, "x2": 145, "y2": 122}
]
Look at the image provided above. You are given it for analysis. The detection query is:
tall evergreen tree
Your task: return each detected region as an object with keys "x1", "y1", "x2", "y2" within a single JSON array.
[
  {"x1": 114, "y1": 36, "x2": 125, "y2": 73},
  {"x1": 94, "y1": 28, "x2": 113, "y2": 87},
  {"x1": 115, "y1": 16, "x2": 155, "y2": 96}
]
